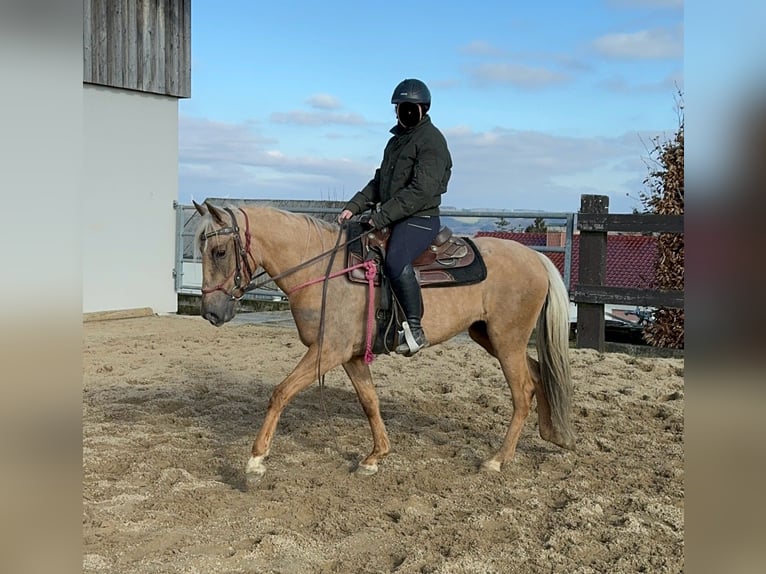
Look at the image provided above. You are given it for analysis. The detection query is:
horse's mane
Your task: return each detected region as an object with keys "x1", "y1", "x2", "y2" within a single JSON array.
[
  {"x1": 194, "y1": 203, "x2": 341, "y2": 257},
  {"x1": 287, "y1": 210, "x2": 340, "y2": 234}
]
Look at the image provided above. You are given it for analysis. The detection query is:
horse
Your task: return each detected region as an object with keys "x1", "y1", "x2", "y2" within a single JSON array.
[{"x1": 193, "y1": 200, "x2": 575, "y2": 487}]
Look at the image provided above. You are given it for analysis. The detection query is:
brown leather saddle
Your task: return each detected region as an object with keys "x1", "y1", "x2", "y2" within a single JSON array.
[{"x1": 346, "y1": 223, "x2": 486, "y2": 287}]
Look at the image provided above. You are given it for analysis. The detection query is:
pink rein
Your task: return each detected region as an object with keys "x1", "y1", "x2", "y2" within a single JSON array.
[{"x1": 286, "y1": 259, "x2": 378, "y2": 364}]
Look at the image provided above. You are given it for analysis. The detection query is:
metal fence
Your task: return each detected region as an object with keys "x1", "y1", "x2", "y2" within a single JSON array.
[{"x1": 173, "y1": 200, "x2": 576, "y2": 300}]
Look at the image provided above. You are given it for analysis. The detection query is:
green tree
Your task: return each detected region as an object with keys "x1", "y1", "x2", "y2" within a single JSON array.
[
  {"x1": 495, "y1": 216, "x2": 511, "y2": 230},
  {"x1": 524, "y1": 217, "x2": 548, "y2": 233}
]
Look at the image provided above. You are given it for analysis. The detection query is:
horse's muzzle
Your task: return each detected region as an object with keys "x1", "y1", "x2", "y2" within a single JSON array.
[
  {"x1": 201, "y1": 295, "x2": 235, "y2": 326},
  {"x1": 203, "y1": 310, "x2": 226, "y2": 327}
]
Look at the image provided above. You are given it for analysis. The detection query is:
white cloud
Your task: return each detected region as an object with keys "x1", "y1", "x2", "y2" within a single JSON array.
[
  {"x1": 444, "y1": 127, "x2": 659, "y2": 212},
  {"x1": 179, "y1": 116, "x2": 275, "y2": 163},
  {"x1": 178, "y1": 115, "x2": 373, "y2": 202},
  {"x1": 307, "y1": 93, "x2": 342, "y2": 110},
  {"x1": 468, "y1": 62, "x2": 569, "y2": 89},
  {"x1": 593, "y1": 26, "x2": 683, "y2": 59},
  {"x1": 459, "y1": 40, "x2": 505, "y2": 57},
  {"x1": 269, "y1": 110, "x2": 366, "y2": 126},
  {"x1": 601, "y1": 69, "x2": 684, "y2": 93},
  {"x1": 178, "y1": 115, "x2": 662, "y2": 213}
]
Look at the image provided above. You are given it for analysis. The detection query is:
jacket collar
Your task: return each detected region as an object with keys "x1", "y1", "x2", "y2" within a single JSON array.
[{"x1": 390, "y1": 114, "x2": 432, "y2": 136}]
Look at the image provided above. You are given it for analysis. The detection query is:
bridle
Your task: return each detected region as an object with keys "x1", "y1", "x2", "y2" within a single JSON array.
[{"x1": 199, "y1": 207, "x2": 256, "y2": 300}]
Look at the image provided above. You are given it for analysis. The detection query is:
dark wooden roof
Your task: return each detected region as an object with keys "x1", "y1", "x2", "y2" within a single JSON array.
[{"x1": 83, "y1": 0, "x2": 191, "y2": 98}]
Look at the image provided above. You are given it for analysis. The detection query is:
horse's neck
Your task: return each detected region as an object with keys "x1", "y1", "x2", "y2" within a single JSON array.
[{"x1": 247, "y1": 207, "x2": 340, "y2": 290}]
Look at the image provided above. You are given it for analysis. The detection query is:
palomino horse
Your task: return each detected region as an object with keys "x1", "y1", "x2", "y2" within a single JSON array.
[{"x1": 193, "y1": 201, "x2": 575, "y2": 486}]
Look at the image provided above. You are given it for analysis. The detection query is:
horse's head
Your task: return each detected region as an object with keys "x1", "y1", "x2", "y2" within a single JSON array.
[{"x1": 194, "y1": 200, "x2": 255, "y2": 327}]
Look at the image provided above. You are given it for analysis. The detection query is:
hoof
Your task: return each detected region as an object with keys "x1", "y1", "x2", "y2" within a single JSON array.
[
  {"x1": 245, "y1": 455, "x2": 267, "y2": 488},
  {"x1": 246, "y1": 471, "x2": 264, "y2": 490},
  {"x1": 548, "y1": 430, "x2": 577, "y2": 452},
  {"x1": 481, "y1": 459, "x2": 502, "y2": 473},
  {"x1": 355, "y1": 462, "x2": 378, "y2": 476}
]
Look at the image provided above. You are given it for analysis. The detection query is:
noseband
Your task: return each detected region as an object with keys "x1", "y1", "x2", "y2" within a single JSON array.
[{"x1": 200, "y1": 207, "x2": 255, "y2": 300}]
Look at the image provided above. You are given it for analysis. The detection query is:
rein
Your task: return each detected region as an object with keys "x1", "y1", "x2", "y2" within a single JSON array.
[
  {"x1": 200, "y1": 207, "x2": 364, "y2": 300},
  {"x1": 239, "y1": 230, "x2": 365, "y2": 297}
]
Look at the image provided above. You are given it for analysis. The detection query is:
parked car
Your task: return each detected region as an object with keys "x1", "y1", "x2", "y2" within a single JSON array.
[{"x1": 569, "y1": 303, "x2": 655, "y2": 345}]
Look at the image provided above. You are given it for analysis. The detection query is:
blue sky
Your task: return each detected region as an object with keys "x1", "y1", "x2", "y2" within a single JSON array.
[{"x1": 179, "y1": 0, "x2": 684, "y2": 213}]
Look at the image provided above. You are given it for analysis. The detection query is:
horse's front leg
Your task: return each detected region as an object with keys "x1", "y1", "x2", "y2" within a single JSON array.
[
  {"x1": 342, "y1": 356, "x2": 390, "y2": 475},
  {"x1": 246, "y1": 344, "x2": 339, "y2": 487}
]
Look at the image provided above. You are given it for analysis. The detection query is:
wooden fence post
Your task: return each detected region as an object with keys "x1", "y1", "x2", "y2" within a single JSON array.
[{"x1": 577, "y1": 195, "x2": 609, "y2": 351}]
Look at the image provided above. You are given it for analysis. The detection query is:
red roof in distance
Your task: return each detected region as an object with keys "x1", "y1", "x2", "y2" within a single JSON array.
[{"x1": 475, "y1": 231, "x2": 658, "y2": 291}]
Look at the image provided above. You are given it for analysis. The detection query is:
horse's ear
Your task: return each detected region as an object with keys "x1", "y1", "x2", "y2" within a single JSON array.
[
  {"x1": 205, "y1": 201, "x2": 227, "y2": 226},
  {"x1": 193, "y1": 200, "x2": 207, "y2": 217}
]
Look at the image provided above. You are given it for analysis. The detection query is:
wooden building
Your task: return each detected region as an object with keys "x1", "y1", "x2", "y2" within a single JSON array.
[{"x1": 82, "y1": 0, "x2": 191, "y2": 314}]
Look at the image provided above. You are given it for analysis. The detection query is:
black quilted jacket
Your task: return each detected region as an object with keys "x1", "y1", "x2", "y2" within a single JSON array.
[{"x1": 344, "y1": 115, "x2": 452, "y2": 228}]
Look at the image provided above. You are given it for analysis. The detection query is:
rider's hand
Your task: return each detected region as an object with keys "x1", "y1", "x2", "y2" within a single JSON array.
[
  {"x1": 337, "y1": 209, "x2": 354, "y2": 224},
  {"x1": 360, "y1": 215, "x2": 377, "y2": 230}
]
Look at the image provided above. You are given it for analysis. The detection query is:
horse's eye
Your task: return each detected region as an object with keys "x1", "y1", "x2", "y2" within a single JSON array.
[{"x1": 214, "y1": 248, "x2": 226, "y2": 259}]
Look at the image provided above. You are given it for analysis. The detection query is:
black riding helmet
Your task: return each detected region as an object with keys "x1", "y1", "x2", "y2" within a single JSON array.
[
  {"x1": 391, "y1": 78, "x2": 431, "y2": 110},
  {"x1": 391, "y1": 79, "x2": 431, "y2": 128}
]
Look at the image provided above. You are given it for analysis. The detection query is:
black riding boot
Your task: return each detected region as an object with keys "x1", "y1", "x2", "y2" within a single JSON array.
[{"x1": 390, "y1": 264, "x2": 429, "y2": 356}]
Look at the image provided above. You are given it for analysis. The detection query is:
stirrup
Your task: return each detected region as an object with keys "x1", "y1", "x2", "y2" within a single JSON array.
[{"x1": 396, "y1": 321, "x2": 428, "y2": 356}]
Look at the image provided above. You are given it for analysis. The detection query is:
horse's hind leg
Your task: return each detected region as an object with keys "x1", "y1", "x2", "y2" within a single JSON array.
[
  {"x1": 246, "y1": 344, "x2": 339, "y2": 486},
  {"x1": 471, "y1": 323, "x2": 541, "y2": 468},
  {"x1": 342, "y1": 356, "x2": 390, "y2": 475},
  {"x1": 482, "y1": 347, "x2": 535, "y2": 472},
  {"x1": 472, "y1": 324, "x2": 556, "y2": 445}
]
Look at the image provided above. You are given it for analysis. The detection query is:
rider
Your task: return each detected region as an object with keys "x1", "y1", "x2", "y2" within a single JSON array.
[{"x1": 338, "y1": 78, "x2": 453, "y2": 356}]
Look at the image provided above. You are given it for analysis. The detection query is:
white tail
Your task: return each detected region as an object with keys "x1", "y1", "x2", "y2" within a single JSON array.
[{"x1": 535, "y1": 252, "x2": 575, "y2": 448}]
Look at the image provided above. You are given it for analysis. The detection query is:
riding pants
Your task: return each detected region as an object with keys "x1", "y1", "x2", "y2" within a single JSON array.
[{"x1": 383, "y1": 215, "x2": 441, "y2": 279}]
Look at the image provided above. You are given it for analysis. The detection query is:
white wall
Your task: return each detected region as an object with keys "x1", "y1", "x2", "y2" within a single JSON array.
[{"x1": 82, "y1": 84, "x2": 178, "y2": 313}]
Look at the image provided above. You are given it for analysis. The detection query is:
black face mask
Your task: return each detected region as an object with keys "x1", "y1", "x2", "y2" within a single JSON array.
[{"x1": 396, "y1": 102, "x2": 422, "y2": 128}]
